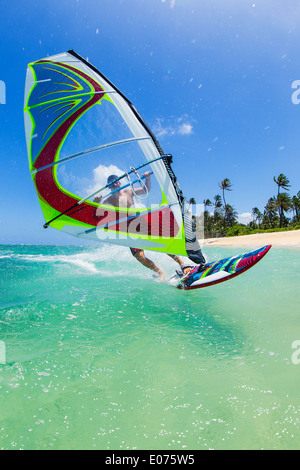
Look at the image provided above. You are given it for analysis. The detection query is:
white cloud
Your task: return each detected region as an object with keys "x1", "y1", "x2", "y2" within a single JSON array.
[
  {"x1": 161, "y1": 0, "x2": 176, "y2": 8},
  {"x1": 152, "y1": 118, "x2": 173, "y2": 137},
  {"x1": 178, "y1": 123, "x2": 193, "y2": 135},
  {"x1": 57, "y1": 163, "x2": 125, "y2": 201},
  {"x1": 237, "y1": 212, "x2": 253, "y2": 225},
  {"x1": 153, "y1": 115, "x2": 194, "y2": 138},
  {"x1": 85, "y1": 164, "x2": 123, "y2": 198}
]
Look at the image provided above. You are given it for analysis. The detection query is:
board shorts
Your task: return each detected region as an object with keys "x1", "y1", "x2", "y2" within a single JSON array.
[{"x1": 130, "y1": 248, "x2": 143, "y2": 257}]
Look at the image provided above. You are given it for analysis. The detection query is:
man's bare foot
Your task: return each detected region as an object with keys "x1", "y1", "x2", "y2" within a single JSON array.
[
  {"x1": 182, "y1": 267, "x2": 192, "y2": 275},
  {"x1": 158, "y1": 271, "x2": 166, "y2": 282}
]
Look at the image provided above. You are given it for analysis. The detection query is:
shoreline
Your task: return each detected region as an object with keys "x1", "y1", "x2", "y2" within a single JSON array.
[{"x1": 199, "y1": 229, "x2": 300, "y2": 249}]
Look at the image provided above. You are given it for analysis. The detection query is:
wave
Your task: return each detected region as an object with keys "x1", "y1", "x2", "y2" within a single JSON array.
[{"x1": 0, "y1": 245, "x2": 190, "y2": 278}]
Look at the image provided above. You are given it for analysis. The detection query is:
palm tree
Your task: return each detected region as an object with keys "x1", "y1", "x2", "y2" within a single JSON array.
[
  {"x1": 273, "y1": 173, "x2": 290, "y2": 196},
  {"x1": 263, "y1": 197, "x2": 279, "y2": 229},
  {"x1": 275, "y1": 192, "x2": 292, "y2": 228},
  {"x1": 219, "y1": 178, "x2": 232, "y2": 207},
  {"x1": 219, "y1": 178, "x2": 233, "y2": 222},
  {"x1": 213, "y1": 194, "x2": 222, "y2": 214},
  {"x1": 226, "y1": 204, "x2": 238, "y2": 227},
  {"x1": 252, "y1": 207, "x2": 263, "y2": 228},
  {"x1": 203, "y1": 199, "x2": 212, "y2": 212},
  {"x1": 209, "y1": 194, "x2": 223, "y2": 236},
  {"x1": 291, "y1": 192, "x2": 300, "y2": 221},
  {"x1": 188, "y1": 198, "x2": 197, "y2": 227},
  {"x1": 188, "y1": 197, "x2": 196, "y2": 206}
]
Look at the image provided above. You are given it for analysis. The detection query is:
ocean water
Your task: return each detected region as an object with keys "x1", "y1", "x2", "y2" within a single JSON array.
[{"x1": 0, "y1": 243, "x2": 299, "y2": 450}]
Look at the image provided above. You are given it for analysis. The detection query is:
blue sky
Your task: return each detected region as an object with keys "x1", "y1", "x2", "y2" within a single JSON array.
[{"x1": 0, "y1": 0, "x2": 300, "y2": 244}]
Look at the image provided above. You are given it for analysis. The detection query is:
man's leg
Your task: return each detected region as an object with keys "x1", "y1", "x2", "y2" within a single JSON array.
[
  {"x1": 130, "y1": 248, "x2": 165, "y2": 280},
  {"x1": 167, "y1": 254, "x2": 192, "y2": 274}
]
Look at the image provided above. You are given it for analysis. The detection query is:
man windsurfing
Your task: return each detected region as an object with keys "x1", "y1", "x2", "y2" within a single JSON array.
[{"x1": 94, "y1": 172, "x2": 193, "y2": 281}]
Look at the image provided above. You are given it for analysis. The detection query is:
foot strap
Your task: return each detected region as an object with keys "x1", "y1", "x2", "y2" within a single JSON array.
[{"x1": 176, "y1": 264, "x2": 194, "y2": 277}]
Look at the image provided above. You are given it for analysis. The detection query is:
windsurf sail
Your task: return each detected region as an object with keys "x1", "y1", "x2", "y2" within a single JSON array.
[{"x1": 24, "y1": 50, "x2": 205, "y2": 263}]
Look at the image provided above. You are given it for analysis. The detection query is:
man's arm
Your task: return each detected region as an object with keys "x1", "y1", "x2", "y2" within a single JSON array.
[{"x1": 134, "y1": 171, "x2": 152, "y2": 196}]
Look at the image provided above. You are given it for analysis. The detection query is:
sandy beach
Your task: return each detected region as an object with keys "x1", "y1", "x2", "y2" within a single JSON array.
[{"x1": 200, "y1": 229, "x2": 300, "y2": 248}]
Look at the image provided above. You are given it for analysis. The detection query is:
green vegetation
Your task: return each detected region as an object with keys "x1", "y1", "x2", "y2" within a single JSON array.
[{"x1": 192, "y1": 174, "x2": 300, "y2": 238}]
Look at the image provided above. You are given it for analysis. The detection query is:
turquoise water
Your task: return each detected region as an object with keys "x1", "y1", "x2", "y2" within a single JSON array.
[{"x1": 0, "y1": 243, "x2": 299, "y2": 450}]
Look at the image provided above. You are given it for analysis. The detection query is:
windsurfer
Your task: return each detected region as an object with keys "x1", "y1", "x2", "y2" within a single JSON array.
[
  {"x1": 94, "y1": 173, "x2": 192, "y2": 281},
  {"x1": 94, "y1": 172, "x2": 151, "y2": 208}
]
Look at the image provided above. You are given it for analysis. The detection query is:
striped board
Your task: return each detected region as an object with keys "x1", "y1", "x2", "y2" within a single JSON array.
[{"x1": 168, "y1": 245, "x2": 272, "y2": 290}]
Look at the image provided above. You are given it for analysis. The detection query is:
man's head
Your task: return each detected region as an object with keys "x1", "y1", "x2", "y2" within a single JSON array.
[{"x1": 107, "y1": 175, "x2": 119, "y2": 187}]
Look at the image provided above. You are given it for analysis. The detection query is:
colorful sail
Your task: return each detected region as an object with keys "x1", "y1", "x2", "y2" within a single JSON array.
[{"x1": 24, "y1": 50, "x2": 205, "y2": 263}]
